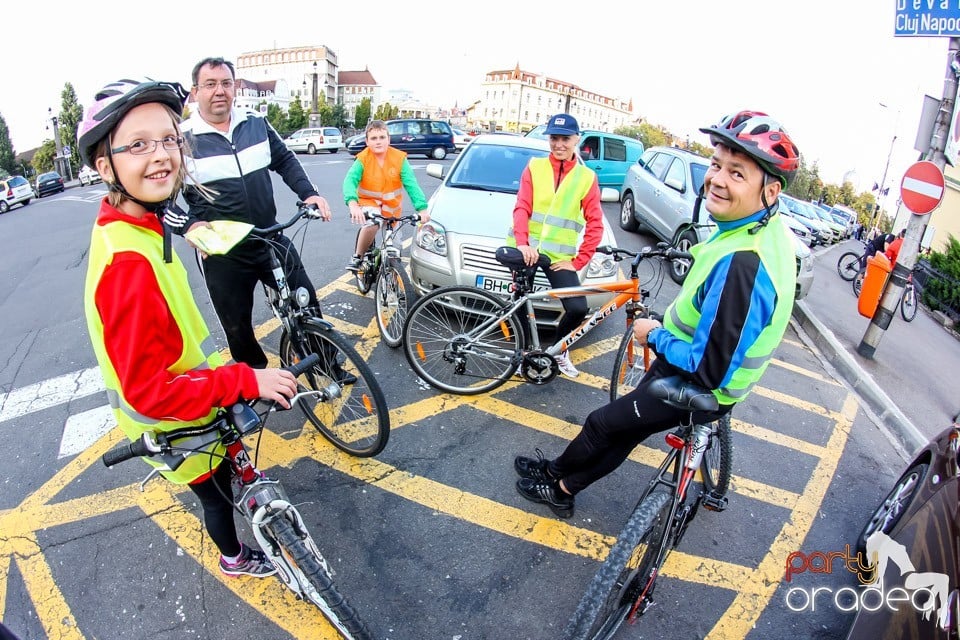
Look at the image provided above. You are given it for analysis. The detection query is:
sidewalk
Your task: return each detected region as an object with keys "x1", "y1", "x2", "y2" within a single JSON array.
[{"x1": 791, "y1": 239, "x2": 960, "y2": 454}]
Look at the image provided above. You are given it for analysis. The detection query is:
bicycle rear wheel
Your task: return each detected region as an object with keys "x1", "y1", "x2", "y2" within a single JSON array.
[
  {"x1": 563, "y1": 490, "x2": 673, "y2": 640},
  {"x1": 402, "y1": 286, "x2": 523, "y2": 395},
  {"x1": 609, "y1": 327, "x2": 654, "y2": 402},
  {"x1": 836, "y1": 252, "x2": 861, "y2": 281},
  {"x1": 267, "y1": 511, "x2": 373, "y2": 640},
  {"x1": 280, "y1": 320, "x2": 389, "y2": 456},
  {"x1": 700, "y1": 414, "x2": 732, "y2": 497},
  {"x1": 900, "y1": 284, "x2": 918, "y2": 322},
  {"x1": 375, "y1": 258, "x2": 415, "y2": 348}
]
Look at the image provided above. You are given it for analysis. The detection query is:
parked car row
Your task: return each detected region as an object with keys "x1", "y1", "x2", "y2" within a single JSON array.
[{"x1": 616, "y1": 145, "x2": 813, "y2": 299}]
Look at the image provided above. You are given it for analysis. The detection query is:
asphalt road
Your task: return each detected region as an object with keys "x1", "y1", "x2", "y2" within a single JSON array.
[{"x1": 0, "y1": 154, "x2": 915, "y2": 640}]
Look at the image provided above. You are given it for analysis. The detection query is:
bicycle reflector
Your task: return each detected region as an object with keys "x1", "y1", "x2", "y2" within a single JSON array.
[{"x1": 665, "y1": 433, "x2": 685, "y2": 449}]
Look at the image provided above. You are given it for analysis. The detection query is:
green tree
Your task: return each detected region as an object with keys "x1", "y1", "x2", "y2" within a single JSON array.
[
  {"x1": 287, "y1": 99, "x2": 307, "y2": 132},
  {"x1": 330, "y1": 103, "x2": 348, "y2": 129},
  {"x1": 373, "y1": 101, "x2": 398, "y2": 121},
  {"x1": 32, "y1": 140, "x2": 57, "y2": 173},
  {"x1": 264, "y1": 102, "x2": 287, "y2": 136},
  {"x1": 0, "y1": 113, "x2": 16, "y2": 175},
  {"x1": 354, "y1": 97, "x2": 372, "y2": 129},
  {"x1": 58, "y1": 83, "x2": 84, "y2": 173}
]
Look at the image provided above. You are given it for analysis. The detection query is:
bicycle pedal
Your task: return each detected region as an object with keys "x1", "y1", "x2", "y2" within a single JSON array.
[{"x1": 703, "y1": 492, "x2": 728, "y2": 512}]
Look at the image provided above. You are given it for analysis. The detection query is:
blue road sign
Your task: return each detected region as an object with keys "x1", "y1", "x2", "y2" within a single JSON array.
[{"x1": 896, "y1": 0, "x2": 960, "y2": 36}]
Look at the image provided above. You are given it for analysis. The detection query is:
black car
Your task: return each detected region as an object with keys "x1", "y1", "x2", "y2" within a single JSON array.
[
  {"x1": 346, "y1": 119, "x2": 456, "y2": 159},
  {"x1": 35, "y1": 172, "x2": 65, "y2": 197},
  {"x1": 846, "y1": 421, "x2": 959, "y2": 639}
]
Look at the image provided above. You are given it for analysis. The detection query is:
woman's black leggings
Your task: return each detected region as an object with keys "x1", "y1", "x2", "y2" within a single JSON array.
[{"x1": 187, "y1": 462, "x2": 241, "y2": 558}]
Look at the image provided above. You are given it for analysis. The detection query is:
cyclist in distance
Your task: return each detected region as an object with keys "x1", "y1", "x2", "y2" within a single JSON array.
[
  {"x1": 344, "y1": 119, "x2": 430, "y2": 271},
  {"x1": 79, "y1": 78, "x2": 297, "y2": 577},
  {"x1": 166, "y1": 57, "x2": 355, "y2": 382},
  {"x1": 496, "y1": 113, "x2": 605, "y2": 378},
  {"x1": 514, "y1": 110, "x2": 800, "y2": 518}
]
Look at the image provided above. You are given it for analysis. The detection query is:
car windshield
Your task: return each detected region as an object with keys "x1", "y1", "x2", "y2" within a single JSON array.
[
  {"x1": 40, "y1": 173, "x2": 57, "y2": 180},
  {"x1": 447, "y1": 144, "x2": 547, "y2": 194}
]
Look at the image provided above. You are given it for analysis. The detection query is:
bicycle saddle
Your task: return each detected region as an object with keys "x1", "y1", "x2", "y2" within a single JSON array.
[{"x1": 648, "y1": 375, "x2": 719, "y2": 412}]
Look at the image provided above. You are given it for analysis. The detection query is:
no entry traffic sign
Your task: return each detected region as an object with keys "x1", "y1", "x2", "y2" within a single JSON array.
[{"x1": 900, "y1": 160, "x2": 945, "y2": 215}]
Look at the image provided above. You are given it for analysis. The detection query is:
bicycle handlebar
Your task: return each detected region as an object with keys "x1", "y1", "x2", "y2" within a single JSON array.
[
  {"x1": 362, "y1": 210, "x2": 421, "y2": 226},
  {"x1": 101, "y1": 354, "x2": 321, "y2": 468},
  {"x1": 248, "y1": 202, "x2": 321, "y2": 238},
  {"x1": 596, "y1": 242, "x2": 693, "y2": 263}
]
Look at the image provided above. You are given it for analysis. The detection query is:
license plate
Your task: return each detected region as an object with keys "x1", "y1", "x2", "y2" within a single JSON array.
[{"x1": 475, "y1": 274, "x2": 548, "y2": 295}]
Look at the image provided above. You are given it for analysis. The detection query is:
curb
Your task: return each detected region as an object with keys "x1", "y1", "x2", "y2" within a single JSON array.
[{"x1": 790, "y1": 299, "x2": 927, "y2": 454}]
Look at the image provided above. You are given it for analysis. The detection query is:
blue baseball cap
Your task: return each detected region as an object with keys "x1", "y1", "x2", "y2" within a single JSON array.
[{"x1": 544, "y1": 113, "x2": 580, "y2": 136}]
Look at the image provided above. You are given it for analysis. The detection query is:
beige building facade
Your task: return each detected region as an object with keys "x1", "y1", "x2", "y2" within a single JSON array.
[
  {"x1": 471, "y1": 64, "x2": 633, "y2": 133},
  {"x1": 236, "y1": 45, "x2": 339, "y2": 111}
]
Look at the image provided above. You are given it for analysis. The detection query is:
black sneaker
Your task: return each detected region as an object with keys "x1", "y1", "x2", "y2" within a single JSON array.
[
  {"x1": 516, "y1": 477, "x2": 574, "y2": 519},
  {"x1": 514, "y1": 448, "x2": 554, "y2": 482},
  {"x1": 331, "y1": 365, "x2": 358, "y2": 385},
  {"x1": 346, "y1": 255, "x2": 361, "y2": 272}
]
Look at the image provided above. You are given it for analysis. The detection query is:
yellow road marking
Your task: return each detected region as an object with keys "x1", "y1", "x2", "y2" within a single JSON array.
[
  {"x1": 706, "y1": 393, "x2": 856, "y2": 638},
  {"x1": 770, "y1": 357, "x2": 838, "y2": 384},
  {"x1": 732, "y1": 419, "x2": 827, "y2": 458}
]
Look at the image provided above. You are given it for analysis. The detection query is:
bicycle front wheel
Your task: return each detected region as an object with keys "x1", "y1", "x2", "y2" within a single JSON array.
[
  {"x1": 609, "y1": 327, "x2": 654, "y2": 402},
  {"x1": 403, "y1": 286, "x2": 524, "y2": 395},
  {"x1": 375, "y1": 259, "x2": 415, "y2": 348},
  {"x1": 836, "y1": 252, "x2": 861, "y2": 281},
  {"x1": 700, "y1": 413, "x2": 732, "y2": 497},
  {"x1": 900, "y1": 284, "x2": 918, "y2": 322},
  {"x1": 563, "y1": 490, "x2": 673, "y2": 640},
  {"x1": 268, "y1": 512, "x2": 373, "y2": 640},
  {"x1": 852, "y1": 270, "x2": 864, "y2": 297},
  {"x1": 280, "y1": 321, "x2": 389, "y2": 456}
]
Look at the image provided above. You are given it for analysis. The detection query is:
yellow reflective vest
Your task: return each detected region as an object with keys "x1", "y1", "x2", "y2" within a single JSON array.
[
  {"x1": 507, "y1": 157, "x2": 593, "y2": 263},
  {"x1": 84, "y1": 217, "x2": 224, "y2": 484}
]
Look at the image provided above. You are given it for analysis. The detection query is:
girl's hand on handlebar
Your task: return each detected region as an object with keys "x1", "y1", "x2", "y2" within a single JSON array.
[
  {"x1": 303, "y1": 195, "x2": 332, "y2": 222},
  {"x1": 253, "y1": 368, "x2": 298, "y2": 409}
]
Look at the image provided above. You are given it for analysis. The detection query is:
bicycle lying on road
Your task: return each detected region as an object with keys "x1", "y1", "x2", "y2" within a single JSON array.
[
  {"x1": 102, "y1": 354, "x2": 375, "y2": 640},
  {"x1": 562, "y1": 375, "x2": 732, "y2": 640},
  {"x1": 251, "y1": 203, "x2": 389, "y2": 456},
  {"x1": 350, "y1": 210, "x2": 421, "y2": 348},
  {"x1": 401, "y1": 243, "x2": 691, "y2": 395}
]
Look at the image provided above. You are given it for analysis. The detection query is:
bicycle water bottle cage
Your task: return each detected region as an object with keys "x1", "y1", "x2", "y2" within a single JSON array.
[{"x1": 648, "y1": 376, "x2": 719, "y2": 412}]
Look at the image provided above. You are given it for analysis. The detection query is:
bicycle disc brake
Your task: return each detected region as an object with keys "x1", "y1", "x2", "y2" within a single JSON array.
[{"x1": 519, "y1": 350, "x2": 558, "y2": 384}]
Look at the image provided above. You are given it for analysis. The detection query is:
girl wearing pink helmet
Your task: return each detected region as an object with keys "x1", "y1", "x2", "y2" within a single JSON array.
[{"x1": 80, "y1": 79, "x2": 297, "y2": 577}]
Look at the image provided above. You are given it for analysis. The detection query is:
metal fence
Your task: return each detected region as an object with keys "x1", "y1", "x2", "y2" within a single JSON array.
[{"x1": 915, "y1": 260, "x2": 960, "y2": 323}]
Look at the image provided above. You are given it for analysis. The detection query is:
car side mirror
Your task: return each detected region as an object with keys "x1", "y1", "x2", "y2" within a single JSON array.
[{"x1": 664, "y1": 176, "x2": 684, "y2": 193}]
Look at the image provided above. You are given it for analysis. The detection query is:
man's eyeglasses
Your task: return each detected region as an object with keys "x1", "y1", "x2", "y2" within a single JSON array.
[
  {"x1": 197, "y1": 79, "x2": 235, "y2": 91},
  {"x1": 111, "y1": 135, "x2": 185, "y2": 156}
]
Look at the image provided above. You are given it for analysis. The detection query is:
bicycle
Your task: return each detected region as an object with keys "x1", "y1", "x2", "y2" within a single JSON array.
[
  {"x1": 401, "y1": 243, "x2": 690, "y2": 395},
  {"x1": 350, "y1": 210, "x2": 421, "y2": 348},
  {"x1": 101, "y1": 354, "x2": 374, "y2": 640},
  {"x1": 251, "y1": 203, "x2": 389, "y2": 456},
  {"x1": 836, "y1": 241, "x2": 869, "y2": 281},
  {"x1": 562, "y1": 374, "x2": 732, "y2": 640},
  {"x1": 852, "y1": 265, "x2": 918, "y2": 322}
]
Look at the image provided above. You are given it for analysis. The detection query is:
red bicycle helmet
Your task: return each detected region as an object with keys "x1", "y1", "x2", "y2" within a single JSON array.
[
  {"x1": 699, "y1": 110, "x2": 800, "y2": 187},
  {"x1": 77, "y1": 78, "x2": 187, "y2": 168}
]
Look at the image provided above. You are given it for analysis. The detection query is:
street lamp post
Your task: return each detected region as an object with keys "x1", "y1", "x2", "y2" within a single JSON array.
[
  {"x1": 868, "y1": 102, "x2": 899, "y2": 232},
  {"x1": 48, "y1": 107, "x2": 68, "y2": 180},
  {"x1": 309, "y1": 61, "x2": 320, "y2": 128}
]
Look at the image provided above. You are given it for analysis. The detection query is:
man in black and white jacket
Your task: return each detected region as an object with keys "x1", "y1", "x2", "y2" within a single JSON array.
[{"x1": 172, "y1": 57, "x2": 353, "y2": 382}]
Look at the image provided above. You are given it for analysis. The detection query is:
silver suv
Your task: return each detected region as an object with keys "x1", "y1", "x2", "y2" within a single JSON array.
[{"x1": 618, "y1": 146, "x2": 711, "y2": 283}]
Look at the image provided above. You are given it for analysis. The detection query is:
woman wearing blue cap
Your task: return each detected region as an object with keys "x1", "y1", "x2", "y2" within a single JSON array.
[{"x1": 498, "y1": 113, "x2": 604, "y2": 378}]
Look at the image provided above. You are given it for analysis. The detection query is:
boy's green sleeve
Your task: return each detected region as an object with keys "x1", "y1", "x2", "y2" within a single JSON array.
[
  {"x1": 400, "y1": 160, "x2": 429, "y2": 211},
  {"x1": 342, "y1": 160, "x2": 364, "y2": 204}
]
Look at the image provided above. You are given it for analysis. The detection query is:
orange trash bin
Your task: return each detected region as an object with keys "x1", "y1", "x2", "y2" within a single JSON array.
[{"x1": 857, "y1": 253, "x2": 892, "y2": 318}]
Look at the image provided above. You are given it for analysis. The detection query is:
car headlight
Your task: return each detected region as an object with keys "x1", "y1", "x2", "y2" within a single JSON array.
[
  {"x1": 416, "y1": 221, "x2": 447, "y2": 257},
  {"x1": 586, "y1": 253, "x2": 617, "y2": 278}
]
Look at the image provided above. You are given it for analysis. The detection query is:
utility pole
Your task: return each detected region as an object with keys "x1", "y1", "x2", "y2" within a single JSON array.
[{"x1": 857, "y1": 37, "x2": 959, "y2": 359}]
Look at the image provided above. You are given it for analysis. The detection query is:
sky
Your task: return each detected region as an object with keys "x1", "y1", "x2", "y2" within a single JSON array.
[{"x1": 2, "y1": 0, "x2": 952, "y2": 204}]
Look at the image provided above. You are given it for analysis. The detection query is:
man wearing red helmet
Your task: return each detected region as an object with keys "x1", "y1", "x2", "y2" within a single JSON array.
[{"x1": 514, "y1": 110, "x2": 799, "y2": 519}]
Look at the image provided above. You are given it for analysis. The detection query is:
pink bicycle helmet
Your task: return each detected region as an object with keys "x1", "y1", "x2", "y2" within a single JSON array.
[
  {"x1": 699, "y1": 110, "x2": 800, "y2": 187},
  {"x1": 77, "y1": 78, "x2": 187, "y2": 167}
]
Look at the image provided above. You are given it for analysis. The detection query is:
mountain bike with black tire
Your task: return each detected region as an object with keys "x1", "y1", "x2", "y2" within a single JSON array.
[
  {"x1": 402, "y1": 243, "x2": 691, "y2": 395},
  {"x1": 252, "y1": 203, "x2": 389, "y2": 457},
  {"x1": 102, "y1": 354, "x2": 374, "y2": 640},
  {"x1": 351, "y1": 210, "x2": 420, "y2": 348},
  {"x1": 562, "y1": 375, "x2": 732, "y2": 640},
  {"x1": 852, "y1": 267, "x2": 918, "y2": 323},
  {"x1": 836, "y1": 241, "x2": 869, "y2": 281}
]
